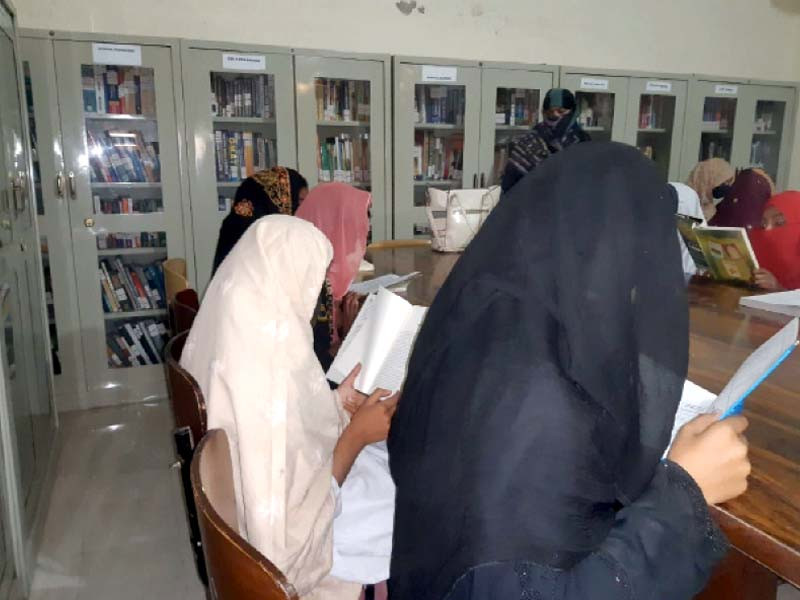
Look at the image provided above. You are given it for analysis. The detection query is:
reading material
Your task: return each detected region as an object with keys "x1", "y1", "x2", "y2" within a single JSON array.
[
  {"x1": 740, "y1": 290, "x2": 800, "y2": 317},
  {"x1": 668, "y1": 318, "x2": 799, "y2": 446},
  {"x1": 676, "y1": 216, "x2": 759, "y2": 284},
  {"x1": 348, "y1": 272, "x2": 421, "y2": 296},
  {"x1": 327, "y1": 288, "x2": 427, "y2": 394}
]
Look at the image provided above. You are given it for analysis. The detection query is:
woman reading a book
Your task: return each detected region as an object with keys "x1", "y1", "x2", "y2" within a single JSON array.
[
  {"x1": 182, "y1": 215, "x2": 398, "y2": 600},
  {"x1": 751, "y1": 191, "x2": 800, "y2": 291},
  {"x1": 388, "y1": 143, "x2": 750, "y2": 600},
  {"x1": 686, "y1": 157, "x2": 735, "y2": 221},
  {"x1": 212, "y1": 166, "x2": 309, "y2": 275},
  {"x1": 708, "y1": 167, "x2": 775, "y2": 230},
  {"x1": 296, "y1": 182, "x2": 372, "y2": 371}
]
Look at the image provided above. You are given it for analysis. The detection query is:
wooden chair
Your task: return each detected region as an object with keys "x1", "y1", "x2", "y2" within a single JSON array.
[
  {"x1": 366, "y1": 239, "x2": 431, "y2": 250},
  {"x1": 165, "y1": 331, "x2": 208, "y2": 587},
  {"x1": 171, "y1": 288, "x2": 200, "y2": 336},
  {"x1": 192, "y1": 429, "x2": 298, "y2": 599}
]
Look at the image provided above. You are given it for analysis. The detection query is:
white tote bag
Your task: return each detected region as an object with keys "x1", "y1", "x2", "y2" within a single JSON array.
[{"x1": 426, "y1": 186, "x2": 501, "y2": 252}]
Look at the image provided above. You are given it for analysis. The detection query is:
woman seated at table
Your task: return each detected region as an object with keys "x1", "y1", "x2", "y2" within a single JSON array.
[
  {"x1": 296, "y1": 182, "x2": 372, "y2": 371},
  {"x1": 671, "y1": 181, "x2": 705, "y2": 279},
  {"x1": 212, "y1": 166, "x2": 308, "y2": 276},
  {"x1": 687, "y1": 157, "x2": 735, "y2": 221},
  {"x1": 751, "y1": 191, "x2": 800, "y2": 291},
  {"x1": 182, "y1": 215, "x2": 397, "y2": 599},
  {"x1": 389, "y1": 143, "x2": 750, "y2": 600},
  {"x1": 708, "y1": 167, "x2": 775, "y2": 230}
]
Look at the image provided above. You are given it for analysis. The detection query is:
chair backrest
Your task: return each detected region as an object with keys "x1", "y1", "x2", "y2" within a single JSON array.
[
  {"x1": 176, "y1": 288, "x2": 200, "y2": 311},
  {"x1": 366, "y1": 239, "x2": 431, "y2": 250},
  {"x1": 192, "y1": 429, "x2": 298, "y2": 600},
  {"x1": 173, "y1": 296, "x2": 199, "y2": 336},
  {"x1": 165, "y1": 331, "x2": 207, "y2": 444}
]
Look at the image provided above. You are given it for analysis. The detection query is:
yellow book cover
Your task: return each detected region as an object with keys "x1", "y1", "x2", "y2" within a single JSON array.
[{"x1": 693, "y1": 226, "x2": 759, "y2": 284}]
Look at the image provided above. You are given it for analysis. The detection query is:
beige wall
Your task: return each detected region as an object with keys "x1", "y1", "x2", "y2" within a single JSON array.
[{"x1": 14, "y1": 0, "x2": 800, "y2": 184}]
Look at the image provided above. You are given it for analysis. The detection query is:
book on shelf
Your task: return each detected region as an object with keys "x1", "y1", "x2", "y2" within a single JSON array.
[
  {"x1": 638, "y1": 95, "x2": 670, "y2": 130},
  {"x1": 315, "y1": 79, "x2": 370, "y2": 122},
  {"x1": 210, "y1": 73, "x2": 275, "y2": 119},
  {"x1": 96, "y1": 231, "x2": 166, "y2": 250},
  {"x1": 214, "y1": 130, "x2": 276, "y2": 181},
  {"x1": 676, "y1": 215, "x2": 759, "y2": 284},
  {"x1": 413, "y1": 131, "x2": 463, "y2": 181},
  {"x1": 495, "y1": 89, "x2": 537, "y2": 127},
  {"x1": 93, "y1": 195, "x2": 163, "y2": 215},
  {"x1": 99, "y1": 258, "x2": 166, "y2": 313},
  {"x1": 318, "y1": 133, "x2": 370, "y2": 184},
  {"x1": 327, "y1": 288, "x2": 427, "y2": 394},
  {"x1": 82, "y1": 65, "x2": 155, "y2": 116},
  {"x1": 414, "y1": 85, "x2": 465, "y2": 126},
  {"x1": 106, "y1": 317, "x2": 170, "y2": 368},
  {"x1": 87, "y1": 129, "x2": 161, "y2": 183}
]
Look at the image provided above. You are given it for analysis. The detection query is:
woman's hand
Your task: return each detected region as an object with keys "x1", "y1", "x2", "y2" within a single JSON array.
[
  {"x1": 754, "y1": 268, "x2": 784, "y2": 291},
  {"x1": 339, "y1": 292, "x2": 364, "y2": 339},
  {"x1": 667, "y1": 414, "x2": 750, "y2": 505},
  {"x1": 347, "y1": 389, "x2": 399, "y2": 446},
  {"x1": 338, "y1": 364, "x2": 367, "y2": 415}
]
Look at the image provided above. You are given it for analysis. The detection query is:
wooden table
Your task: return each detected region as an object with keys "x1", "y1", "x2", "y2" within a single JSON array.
[{"x1": 367, "y1": 246, "x2": 800, "y2": 598}]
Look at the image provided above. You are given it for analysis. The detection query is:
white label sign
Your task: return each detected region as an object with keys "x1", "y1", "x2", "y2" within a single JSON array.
[
  {"x1": 92, "y1": 43, "x2": 142, "y2": 66},
  {"x1": 580, "y1": 77, "x2": 609, "y2": 91},
  {"x1": 715, "y1": 84, "x2": 739, "y2": 95},
  {"x1": 421, "y1": 65, "x2": 458, "y2": 83},
  {"x1": 646, "y1": 81, "x2": 672, "y2": 93},
  {"x1": 222, "y1": 53, "x2": 267, "y2": 71}
]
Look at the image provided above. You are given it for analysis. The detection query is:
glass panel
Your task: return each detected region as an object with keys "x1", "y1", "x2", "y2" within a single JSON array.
[
  {"x1": 750, "y1": 100, "x2": 785, "y2": 182},
  {"x1": 575, "y1": 92, "x2": 615, "y2": 143},
  {"x1": 635, "y1": 94, "x2": 676, "y2": 180},
  {"x1": 211, "y1": 72, "x2": 278, "y2": 212},
  {"x1": 492, "y1": 87, "x2": 540, "y2": 185},
  {"x1": 413, "y1": 84, "x2": 466, "y2": 209},
  {"x1": 97, "y1": 231, "x2": 169, "y2": 368},
  {"x1": 40, "y1": 237, "x2": 59, "y2": 376},
  {"x1": 22, "y1": 62, "x2": 42, "y2": 216},
  {"x1": 314, "y1": 78, "x2": 371, "y2": 190},
  {"x1": 699, "y1": 97, "x2": 737, "y2": 161}
]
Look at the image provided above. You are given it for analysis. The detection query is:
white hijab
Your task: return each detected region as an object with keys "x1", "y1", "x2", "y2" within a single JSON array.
[
  {"x1": 181, "y1": 215, "x2": 357, "y2": 598},
  {"x1": 670, "y1": 182, "x2": 706, "y2": 278}
]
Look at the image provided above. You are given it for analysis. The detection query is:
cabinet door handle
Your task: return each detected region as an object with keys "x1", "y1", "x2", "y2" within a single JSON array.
[
  {"x1": 11, "y1": 174, "x2": 25, "y2": 213},
  {"x1": 472, "y1": 173, "x2": 478, "y2": 188},
  {"x1": 55, "y1": 171, "x2": 65, "y2": 198},
  {"x1": 67, "y1": 171, "x2": 77, "y2": 199},
  {"x1": 480, "y1": 172, "x2": 486, "y2": 188}
]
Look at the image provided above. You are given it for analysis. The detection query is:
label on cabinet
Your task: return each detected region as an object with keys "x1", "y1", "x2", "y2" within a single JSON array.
[
  {"x1": 580, "y1": 77, "x2": 609, "y2": 91},
  {"x1": 421, "y1": 65, "x2": 458, "y2": 83},
  {"x1": 646, "y1": 81, "x2": 672, "y2": 93},
  {"x1": 92, "y1": 43, "x2": 142, "y2": 66},
  {"x1": 222, "y1": 53, "x2": 267, "y2": 71},
  {"x1": 714, "y1": 84, "x2": 739, "y2": 95}
]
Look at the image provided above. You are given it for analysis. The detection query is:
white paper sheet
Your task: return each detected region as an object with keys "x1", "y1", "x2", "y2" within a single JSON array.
[
  {"x1": 348, "y1": 272, "x2": 421, "y2": 295},
  {"x1": 740, "y1": 290, "x2": 800, "y2": 317}
]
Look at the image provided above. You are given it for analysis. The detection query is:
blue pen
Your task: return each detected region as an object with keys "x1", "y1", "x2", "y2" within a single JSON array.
[{"x1": 720, "y1": 341, "x2": 799, "y2": 419}]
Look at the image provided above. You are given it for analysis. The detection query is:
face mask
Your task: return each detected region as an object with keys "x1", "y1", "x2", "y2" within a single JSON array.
[{"x1": 712, "y1": 183, "x2": 731, "y2": 200}]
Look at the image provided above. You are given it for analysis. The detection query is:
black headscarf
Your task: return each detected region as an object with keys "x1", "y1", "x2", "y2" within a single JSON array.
[
  {"x1": 388, "y1": 142, "x2": 688, "y2": 600},
  {"x1": 211, "y1": 167, "x2": 307, "y2": 275}
]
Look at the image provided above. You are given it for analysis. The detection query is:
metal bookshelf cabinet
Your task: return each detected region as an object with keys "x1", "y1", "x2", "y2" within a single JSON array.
[
  {"x1": 295, "y1": 50, "x2": 392, "y2": 243},
  {"x1": 739, "y1": 83, "x2": 795, "y2": 188},
  {"x1": 181, "y1": 40, "x2": 296, "y2": 294}
]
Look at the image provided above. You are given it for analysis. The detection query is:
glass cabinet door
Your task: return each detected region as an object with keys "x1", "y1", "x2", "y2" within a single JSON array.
[
  {"x1": 182, "y1": 44, "x2": 295, "y2": 294},
  {"x1": 559, "y1": 73, "x2": 628, "y2": 143},
  {"x1": 624, "y1": 78, "x2": 687, "y2": 181},
  {"x1": 478, "y1": 67, "x2": 554, "y2": 187},
  {"x1": 393, "y1": 60, "x2": 481, "y2": 239},
  {"x1": 740, "y1": 85, "x2": 794, "y2": 188},
  {"x1": 54, "y1": 40, "x2": 185, "y2": 401},
  {"x1": 296, "y1": 54, "x2": 388, "y2": 243}
]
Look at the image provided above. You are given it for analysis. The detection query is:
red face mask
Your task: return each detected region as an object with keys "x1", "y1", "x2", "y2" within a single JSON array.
[{"x1": 750, "y1": 192, "x2": 800, "y2": 290}]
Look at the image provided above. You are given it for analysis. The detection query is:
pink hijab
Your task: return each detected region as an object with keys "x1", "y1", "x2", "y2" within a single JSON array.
[{"x1": 296, "y1": 182, "x2": 371, "y2": 301}]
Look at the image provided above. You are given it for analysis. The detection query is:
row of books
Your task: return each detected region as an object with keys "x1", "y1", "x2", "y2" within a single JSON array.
[
  {"x1": 315, "y1": 79, "x2": 370, "y2": 122},
  {"x1": 82, "y1": 65, "x2": 156, "y2": 116},
  {"x1": 88, "y1": 129, "x2": 161, "y2": 183},
  {"x1": 414, "y1": 85, "x2": 466, "y2": 126},
  {"x1": 702, "y1": 98, "x2": 735, "y2": 130},
  {"x1": 494, "y1": 89, "x2": 538, "y2": 127},
  {"x1": 210, "y1": 73, "x2": 275, "y2": 119},
  {"x1": 99, "y1": 258, "x2": 166, "y2": 313},
  {"x1": 318, "y1": 134, "x2": 370, "y2": 184},
  {"x1": 97, "y1": 231, "x2": 167, "y2": 250},
  {"x1": 413, "y1": 131, "x2": 463, "y2": 181},
  {"x1": 106, "y1": 318, "x2": 169, "y2": 368},
  {"x1": 638, "y1": 95, "x2": 672, "y2": 130},
  {"x1": 93, "y1": 195, "x2": 163, "y2": 215},
  {"x1": 215, "y1": 130, "x2": 277, "y2": 182}
]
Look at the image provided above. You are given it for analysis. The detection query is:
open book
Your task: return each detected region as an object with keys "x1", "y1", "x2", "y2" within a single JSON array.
[
  {"x1": 740, "y1": 290, "x2": 800, "y2": 317},
  {"x1": 327, "y1": 288, "x2": 427, "y2": 394},
  {"x1": 676, "y1": 215, "x2": 759, "y2": 284},
  {"x1": 668, "y1": 317, "x2": 799, "y2": 448}
]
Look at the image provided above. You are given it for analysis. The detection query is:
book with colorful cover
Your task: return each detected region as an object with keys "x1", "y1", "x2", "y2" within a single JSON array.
[{"x1": 677, "y1": 217, "x2": 758, "y2": 284}]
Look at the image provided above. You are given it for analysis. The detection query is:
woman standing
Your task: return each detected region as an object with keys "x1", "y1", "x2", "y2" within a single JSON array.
[
  {"x1": 389, "y1": 143, "x2": 749, "y2": 600},
  {"x1": 687, "y1": 158, "x2": 735, "y2": 221}
]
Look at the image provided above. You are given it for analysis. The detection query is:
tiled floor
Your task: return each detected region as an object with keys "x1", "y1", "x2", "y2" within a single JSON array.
[
  {"x1": 23, "y1": 401, "x2": 800, "y2": 600},
  {"x1": 28, "y1": 401, "x2": 205, "y2": 600}
]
